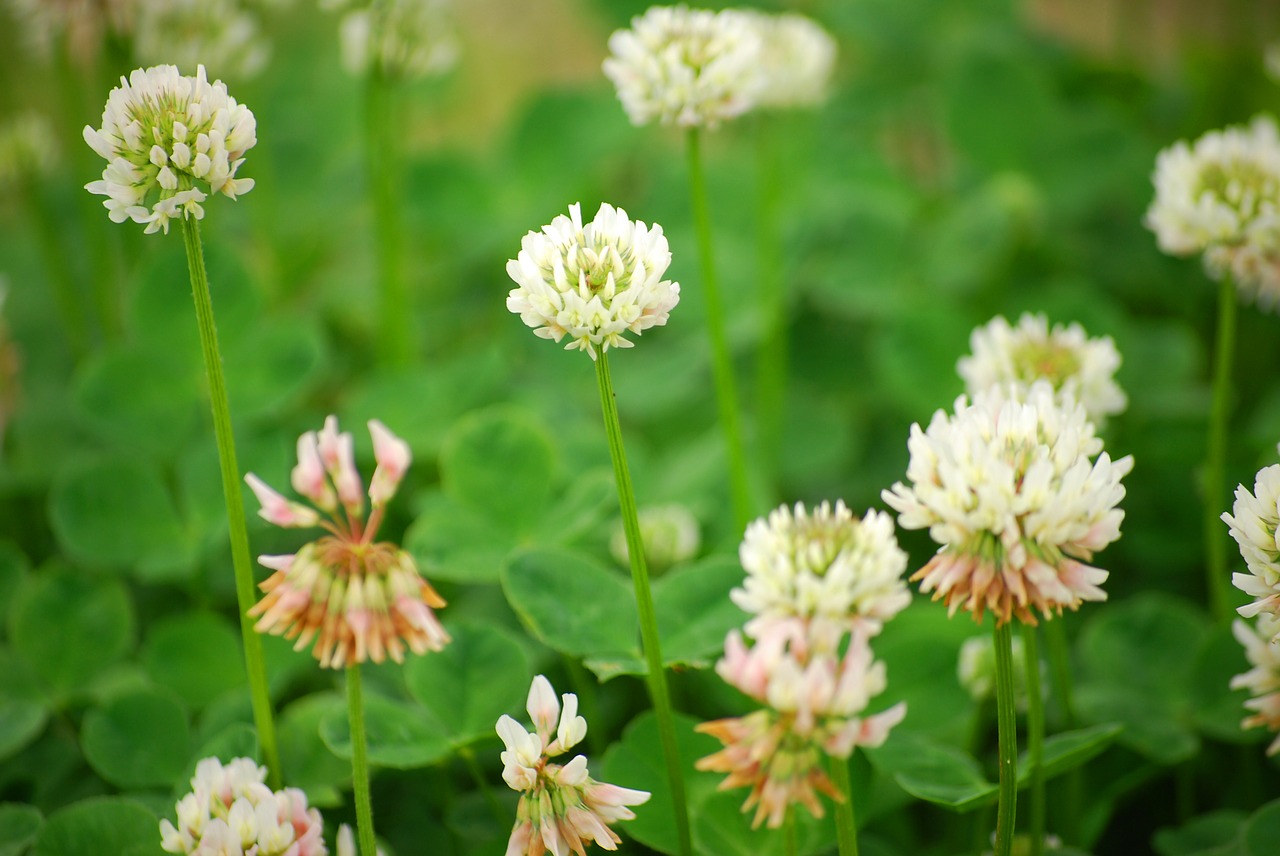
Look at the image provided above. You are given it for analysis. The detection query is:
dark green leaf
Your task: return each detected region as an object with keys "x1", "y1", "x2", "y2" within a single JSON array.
[{"x1": 80, "y1": 688, "x2": 191, "y2": 789}]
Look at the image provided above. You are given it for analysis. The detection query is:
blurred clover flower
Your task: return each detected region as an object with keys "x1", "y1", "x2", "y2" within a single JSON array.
[
  {"x1": 505, "y1": 202, "x2": 680, "y2": 359},
  {"x1": 4, "y1": 0, "x2": 134, "y2": 63},
  {"x1": 1231, "y1": 613, "x2": 1280, "y2": 755},
  {"x1": 1223, "y1": 463, "x2": 1280, "y2": 622},
  {"x1": 159, "y1": 757, "x2": 327, "y2": 855},
  {"x1": 609, "y1": 504, "x2": 700, "y2": 573},
  {"x1": 83, "y1": 64, "x2": 256, "y2": 234},
  {"x1": 698, "y1": 618, "x2": 905, "y2": 829},
  {"x1": 0, "y1": 112, "x2": 58, "y2": 190},
  {"x1": 244, "y1": 416, "x2": 449, "y2": 669},
  {"x1": 957, "y1": 313, "x2": 1127, "y2": 426},
  {"x1": 1145, "y1": 116, "x2": 1280, "y2": 307},
  {"x1": 336, "y1": 824, "x2": 384, "y2": 856},
  {"x1": 882, "y1": 382, "x2": 1132, "y2": 626},
  {"x1": 742, "y1": 10, "x2": 837, "y2": 110},
  {"x1": 134, "y1": 0, "x2": 270, "y2": 82},
  {"x1": 335, "y1": 0, "x2": 459, "y2": 80},
  {"x1": 958, "y1": 634, "x2": 1036, "y2": 709},
  {"x1": 603, "y1": 5, "x2": 763, "y2": 129},
  {"x1": 0, "y1": 279, "x2": 20, "y2": 453},
  {"x1": 497, "y1": 675, "x2": 650, "y2": 855}
]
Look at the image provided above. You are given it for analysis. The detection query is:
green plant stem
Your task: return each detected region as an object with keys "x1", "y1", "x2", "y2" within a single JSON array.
[
  {"x1": 785, "y1": 810, "x2": 799, "y2": 856},
  {"x1": 1043, "y1": 618, "x2": 1080, "y2": 843},
  {"x1": 1205, "y1": 273, "x2": 1236, "y2": 623},
  {"x1": 831, "y1": 755, "x2": 860, "y2": 856},
  {"x1": 754, "y1": 115, "x2": 785, "y2": 497},
  {"x1": 181, "y1": 217, "x2": 280, "y2": 788},
  {"x1": 1022, "y1": 624, "x2": 1045, "y2": 856},
  {"x1": 686, "y1": 128, "x2": 752, "y2": 532},
  {"x1": 595, "y1": 352, "x2": 693, "y2": 856},
  {"x1": 992, "y1": 621, "x2": 1018, "y2": 856},
  {"x1": 347, "y1": 665, "x2": 378, "y2": 856}
]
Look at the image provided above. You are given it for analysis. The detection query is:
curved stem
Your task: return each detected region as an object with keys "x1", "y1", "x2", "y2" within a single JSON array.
[
  {"x1": 992, "y1": 621, "x2": 1018, "y2": 856},
  {"x1": 1205, "y1": 273, "x2": 1236, "y2": 622},
  {"x1": 180, "y1": 216, "x2": 281, "y2": 788},
  {"x1": 595, "y1": 352, "x2": 693, "y2": 856},
  {"x1": 831, "y1": 755, "x2": 860, "y2": 856},
  {"x1": 1022, "y1": 624, "x2": 1045, "y2": 856},
  {"x1": 347, "y1": 665, "x2": 378, "y2": 856},
  {"x1": 686, "y1": 128, "x2": 753, "y2": 532}
]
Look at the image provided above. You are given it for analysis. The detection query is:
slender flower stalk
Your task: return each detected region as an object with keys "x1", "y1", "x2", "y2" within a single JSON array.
[
  {"x1": 830, "y1": 756, "x2": 860, "y2": 856},
  {"x1": 992, "y1": 622, "x2": 1018, "y2": 856},
  {"x1": 347, "y1": 665, "x2": 378, "y2": 856},
  {"x1": 1205, "y1": 273, "x2": 1238, "y2": 621},
  {"x1": 1042, "y1": 618, "x2": 1081, "y2": 842},
  {"x1": 1022, "y1": 624, "x2": 1046, "y2": 856}
]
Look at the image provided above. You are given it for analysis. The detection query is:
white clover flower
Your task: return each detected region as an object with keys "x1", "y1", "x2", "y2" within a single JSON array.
[
  {"x1": 1146, "y1": 116, "x2": 1280, "y2": 308},
  {"x1": 957, "y1": 313, "x2": 1127, "y2": 425},
  {"x1": 337, "y1": 0, "x2": 459, "y2": 80},
  {"x1": 1223, "y1": 463, "x2": 1280, "y2": 622},
  {"x1": 505, "y1": 202, "x2": 680, "y2": 359},
  {"x1": 957, "y1": 634, "x2": 1036, "y2": 709},
  {"x1": 603, "y1": 5, "x2": 764, "y2": 129},
  {"x1": 0, "y1": 112, "x2": 58, "y2": 190},
  {"x1": 83, "y1": 64, "x2": 256, "y2": 235},
  {"x1": 882, "y1": 382, "x2": 1133, "y2": 625},
  {"x1": 133, "y1": 0, "x2": 270, "y2": 82},
  {"x1": 1231, "y1": 614, "x2": 1280, "y2": 755},
  {"x1": 1268, "y1": 44, "x2": 1280, "y2": 84},
  {"x1": 734, "y1": 501, "x2": 910, "y2": 635},
  {"x1": 610, "y1": 504, "x2": 700, "y2": 572},
  {"x1": 742, "y1": 11, "x2": 837, "y2": 110}
]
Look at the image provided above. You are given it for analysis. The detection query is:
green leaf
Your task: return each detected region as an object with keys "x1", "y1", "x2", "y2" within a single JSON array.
[
  {"x1": 1155, "y1": 810, "x2": 1248, "y2": 856},
  {"x1": 693, "y1": 790, "x2": 836, "y2": 856},
  {"x1": 320, "y1": 692, "x2": 452, "y2": 769},
  {"x1": 188, "y1": 722, "x2": 259, "y2": 775},
  {"x1": 223, "y1": 321, "x2": 326, "y2": 422},
  {"x1": 1190, "y1": 625, "x2": 1261, "y2": 745},
  {"x1": 8, "y1": 568, "x2": 134, "y2": 702},
  {"x1": 404, "y1": 491, "x2": 512, "y2": 584},
  {"x1": 0, "y1": 803, "x2": 42, "y2": 856},
  {"x1": 73, "y1": 344, "x2": 200, "y2": 461},
  {"x1": 872, "y1": 601, "x2": 978, "y2": 740},
  {"x1": 864, "y1": 733, "x2": 998, "y2": 811},
  {"x1": 652, "y1": 555, "x2": 747, "y2": 670},
  {"x1": 0, "y1": 543, "x2": 29, "y2": 613},
  {"x1": 440, "y1": 406, "x2": 557, "y2": 536},
  {"x1": 34, "y1": 798, "x2": 161, "y2": 856},
  {"x1": 279, "y1": 693, "x2": 349, "y2": 807},
  {"x1": 0, "y1": 699, "x2": 45, "y2": 764},
  {"x1": 1241, "y1": 799, "x2": 1280, "y2": 856},
  {"x1": 1017, "y1": 723, "x2": 1122, "y2": 785},
  {"x1": 80, "y1": 688, "x2": 191, "y2": 789},
  {"x1": 49, "y1": 460, "x2": 196, "y2": 580},
  {"x1": 142, "y1": 611, "x2": 244, "y2": 709},
  {"x1": 404, "y1": 620, "x2": 530, "y2": 746}
]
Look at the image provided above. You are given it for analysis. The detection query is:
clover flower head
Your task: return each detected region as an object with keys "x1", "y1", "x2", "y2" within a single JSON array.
[
  {"x1": 957, "y1": 633, "x2": 1039, "y2": 710},
  {"x1": 957, "y1": 313, "x2": 1127, "y2": 425},
  {"x1": 0, "y1": 111, "x2": 58, "y2": 190},
  {"x1": 610, "y1": 504, "x2": 700, "y2": 572},
  {"x1": 1231, "y1": 614, "x2": 1280, "y2": 755},
  {"x1": 83, "y1": 64, "x2": 256, "y2": 234},
  {"x1": 1223, "y1": 463, "x2": 1280, "y2": 622},
  {"x1": 337, "y1": 0, "x2": 459, "y2": 80},
  {"x1": 244, "y1": 416, "x2": 450, "y2": 669},
  {"x1": 159, "y1": 757, "x2": 327, "y2": 856},
  {"x1": 603, "y1": 5, "x2": 764, "y2": 129},
  {"x1": 496, "y1": 675, "x2": 649, "y2": 855},
  {"x1": 506, "y1": 202, "x2": 680, "y2": 359},
  {"x1": 742, "y1": 11, "x2": 837, "y2": 110},
  {"x1": 882, "y1": 382, "x2": 1133, "y2": 626},
  {"x1": 734, "y1": 501, "x2": 910, "y2": 635},
  {"x1": 134, "y1": 0, "x2": 270, "y2": 82},
  {"x1": 1146, "y1": 116, "x2": 1280, "y2": 308}
]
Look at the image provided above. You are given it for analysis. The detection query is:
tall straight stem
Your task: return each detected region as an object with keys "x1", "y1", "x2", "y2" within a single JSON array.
[
  {"x1": 784, "y1": 810, "x2": 799, "y2": 856},
  {"x1": 595, "y1": 352, "x2": 693, "y2": 856},
  {"x1": 1205, "y1": 274, "x2": 1236, "y2": 622},
  {"x1": 992, "y1": 621, "x2": 1018, "y2": 856},
  {"x1": 686, "y1": 128, "x2": 752, "y2": 532},
  {"x1": 753, "y1": 115, "x2": 786, "y2": 496},
  {"x1": 1022, "y1": 624, "x2": 1045, "y2": 856},
  {"x1": 347, "y1": 665, "x2": 378, "y2": 856},
  {"x1": 1043, "y1": 618, "x2": 1080, "y2": 843},
  {"x1": 831, "y1": 755, "x2": 861, "y2": 856},
  {"x1": 180, "y1": 216, "x2": 281, "y2": 788}
]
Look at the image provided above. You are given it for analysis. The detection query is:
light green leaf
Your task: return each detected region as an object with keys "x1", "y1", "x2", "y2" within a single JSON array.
[
  {"x1": 81, "y1": 688, "x2": 191, "y2": 789},
  {"x1": 1241, "y1": 799, "x2": 1280, "y2": 856},
  {"x1": 1017, "y1": 722, "x2": 1122, "y2": 785},
  {"x1": 1155, "y1": 810, "x2": 1247, "y2": 856},
  {"x1": 34, "y1": 798, "x2": 161, "y2": 856},
  {"x1": 320, "y1": 692, "x2": 451, "y2": 770},
  {"x1": 0, "y1": 803, "x2": 42, "y2": 856},
  {"x1": 404, "y1": 491, "x2": 511, "y2": 584},
  {"x1": 142, "y1": 611, "x2": 244, "y2": 710},
  {"x1": 652, "y1": 555, "x2": 747, "y2": 670},
  {"x1": 864, "y1": 733, "x2": 997, "y2": 811},
  {"x1": 73, "y1": 344, "x2": 200, "y2": 461},
  {"x1": 279, "y1": 693, "x2": 349, "y2": 807}
]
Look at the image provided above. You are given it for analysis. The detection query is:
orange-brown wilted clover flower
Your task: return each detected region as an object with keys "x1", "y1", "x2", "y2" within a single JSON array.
[
  {"x1": 882, "y1": 382, "x2": 1133, "y2": 626},
  {"x1": 497, "y1": 675, "x2": 650, "y2": 855},
  {"x1": 244, "y1": 416, "x2": 448, "y2": 669}
]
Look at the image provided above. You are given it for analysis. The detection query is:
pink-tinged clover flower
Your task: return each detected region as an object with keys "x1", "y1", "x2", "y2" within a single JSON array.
[
  {"x1": 244, "y1": 416, "x2": 449, "y2": 669},
  {"x1": 497, "y1": 675, "x2": 649, "y2": 855}
]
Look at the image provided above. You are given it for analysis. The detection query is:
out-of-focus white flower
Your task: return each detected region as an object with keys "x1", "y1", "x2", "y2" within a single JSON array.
[
  {"x1": 1231, "y1": 614, "x2": 1280, "y2": 755},
  {"x1": 742, "y1": 11, "x2": 836, "y2": 110},
  {"x1": 1267, "y1": 44, "x2": 1280, "y2": 84},
  {"x1": 133, "y1": 0, "x2": 270, "y2": 82},
  {"x1": 4, "y1": 0, "x2": 134, "y2": 62},
  {"x1": 1146, "y1": 116, "x2": 1280, "y2": 308},
  {"x1": 0, "y1": 112, "x2": 58, "y2": 189},
  {"x1": 957, "y1": 634, "x2": 1038, "y2": 710},
  {"x1": 506, "y1": 202, "x2": 680, "y2": 359},
  {"x1": 1223, "y1": 464, "x2": 1280, "y2": 622},
  {"x1": 734, "y1": 501, "x2": 909, "y2": 634},
  {"x1": 603, "y1": 5, "x2": 764, "y2": 129},
  {"x1": 497, "y1": 675, "x2": 649, "y2": 855},
  {"x1": 83, "y1": 64, "x2": 256, "y2": 234},
  {"x1": 957, "y1": 313, "x2": 1127, "y2": 425},
  {"x1": 335, "y1": 824, "x2": 385, "y2": 856},
  {"x1": 334, "y1": 0, "x2": 458, "y2": 80},
  {"x1": 610, "y1": 504, "x2": 700, "y2": 572},
  {"x1": 882, "y1": 382, "x2": 1132, "y2": 626}
]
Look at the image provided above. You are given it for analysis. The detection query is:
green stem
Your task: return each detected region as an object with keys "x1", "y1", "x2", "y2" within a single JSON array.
[
  {"x1": 831, "y1": 755, "x2": 860, "y2": 856},
  {"x1": 180, "y1": 216, "x2": 281, "y2": 788},
  {"x1": 1043, "y1": 618, "x2": 1080, "y2": 843},
  {"x1": 753, "y1": 115, "x2": 785, "y2": 498},
  {"x1": 347, "y1": 665, "x2": 378, "y2": 856},
  {"x1": 992, "y1": 621, "x2": 1018, "y2": 856},
  {"x1": 1022, "y1": 624, "x2": 1045, "y2": 856},
  {"x1": 595, "y1": 352, "x2": 693, "y2": 856},
  {"x1": 458, "y1": 745, "x2": 507, "y2": 828},
  {"x1": 686, "y1": 127, "x2": 753, "y2": 532},
  {"x1": 1205, "y1": 272, "x2": 1236, "y2": 623},
  {"x1": 784, "y1": 809, "x2": 799, "y2": 856}
]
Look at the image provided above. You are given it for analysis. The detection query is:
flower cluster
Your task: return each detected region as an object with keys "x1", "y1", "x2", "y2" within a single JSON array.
[
  {"x1": 159, "y1": 757, "x2": 326, "y2": 855},
  {"x1": 0, "y1": 112, "x2": 58, "y2": 190},
  {"x1": 1223, "y1": 463, "x2": 1280, "y2": 622},
  {"x1": 1145, "y1": 116, "x2": 1280, "y2": 307},
  {"x1": 83, "y1": 64, "x2": 256, "y2": 234},
  {"x1": 245, "y1": 416, "x2": 449, "y2": 669},
  {"x1": 134, "y1": 0, "x2": 270, "y2": 82},
  {"x1": 1231, "y1": 613, "x2": 1280, "y2": 755},
  {"x1": 957, "y1": 634, "x2": 1035, "y2": 709},
  {"x1": 5, "y1": 0, "x2": 134, "y2": 63},
  {"x1": 505, "y1": 202, "x2": 680, "y2": 359},
  {"x1": 957, "y1": 313, "x2": 1127, "y2": 425},
  {"x1": 497, "y1": 676, "x2": 650, "y2": 855},
  {"x1": 743, "y1": 10, "x2": 837, "y2": 110},
  {"x1": 882, "y1": 382, "x2": 1132, "y2": 625},
  {"x1": 335, "y1": 0, "x2": 459, "y2": 80},
  {"x1": 609, "y1": 504, "x2": 700, "y2": 573}
]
